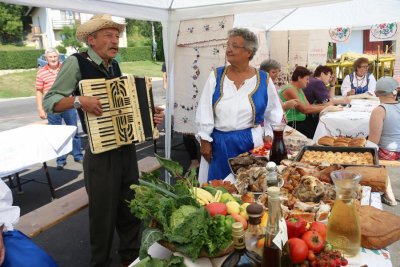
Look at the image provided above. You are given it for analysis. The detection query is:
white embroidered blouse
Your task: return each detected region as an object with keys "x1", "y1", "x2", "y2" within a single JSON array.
[{"x1": 196, "y1": 70, "x2": 283, "y2": 145}]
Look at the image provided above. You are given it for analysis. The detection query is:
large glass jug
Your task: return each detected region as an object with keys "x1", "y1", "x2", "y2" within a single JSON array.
[
  {"x1": 269, "y1": 123, "x2": 287, "y2": 165},
  {"x1": 327, "y1": 170, "x2": 361, "y2": 257}
]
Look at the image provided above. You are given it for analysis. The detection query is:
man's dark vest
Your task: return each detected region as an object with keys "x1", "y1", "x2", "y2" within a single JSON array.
[{"x1": 72, "y1": 52, "x2": 122, "y2": 133}]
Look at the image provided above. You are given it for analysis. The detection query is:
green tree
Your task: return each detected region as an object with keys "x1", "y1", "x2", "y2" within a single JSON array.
[
  {"x1": 0, "y1": 3, "x2": 27, "y2": 44},
  {"x1": 126, "y1": 19, "x2": 164, "y2": 60},
  {"x1": 60, "y1": 25, "x2": 82, "y2": 52}
]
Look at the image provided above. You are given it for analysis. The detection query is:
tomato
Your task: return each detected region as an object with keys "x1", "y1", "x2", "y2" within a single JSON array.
[
  {"x1": 301, "y1": 231, "x2": 325, "y2": 253},
  {"x1": 205, "y1": 202, "x2": 227, "y2": 217},
  {"x1": 231, "y1": 213, "x2": 248, "y2": 230},
  {"x1": 340, "y1": 257, "x2": 348, "y2": 266},
  {"x1": 310, "y1": 221, "x2": 327, "y2": 241},
  {"x1": 288, "y1": 238, "x2": 309, "y2": 264},
  {"x1": 307, "y1": 250, "x2": 315, "y2": 262}
]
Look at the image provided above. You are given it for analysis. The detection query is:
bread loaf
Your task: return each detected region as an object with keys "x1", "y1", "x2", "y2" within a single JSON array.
[
  {"x1": 344, "y1": 166, "x2": 387, "y2": 192},
  {"x1": 358, "y1": 205, "x2": 400, "y2": 249},
  {"x1": 348, "y1": 137, "x2": 366, "y2": 147},
  {"x1": 318, "y1": 136, "x2": 335, "y2": 146}
]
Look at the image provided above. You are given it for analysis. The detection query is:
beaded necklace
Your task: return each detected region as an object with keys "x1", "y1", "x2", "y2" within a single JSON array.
[{"x1": 355, "y1": 74, "x2": 365, "y2": 88}]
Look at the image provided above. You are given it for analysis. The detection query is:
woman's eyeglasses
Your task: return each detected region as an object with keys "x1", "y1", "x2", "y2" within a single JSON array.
[{"x1": 224, "y1": 42, "x2": 246, "y2": 50}]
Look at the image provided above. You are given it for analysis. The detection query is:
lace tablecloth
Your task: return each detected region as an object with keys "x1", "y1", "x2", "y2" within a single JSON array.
[{"x1": 313, "y1": 99, "x2": 380, "y2": 143}]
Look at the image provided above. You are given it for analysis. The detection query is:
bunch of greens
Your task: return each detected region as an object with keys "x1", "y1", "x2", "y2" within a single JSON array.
[{"x1": 129, "y1": 154, "x2": 233, "y2": 262}]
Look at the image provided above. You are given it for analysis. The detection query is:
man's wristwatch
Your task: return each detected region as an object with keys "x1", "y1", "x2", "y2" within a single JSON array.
[{"x1": 73, "y1": 96, "x2": 81, "y2": 109}]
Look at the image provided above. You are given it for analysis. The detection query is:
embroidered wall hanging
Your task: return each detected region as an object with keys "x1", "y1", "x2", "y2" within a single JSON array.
[
  {"x1": 329, "y1": 27, "x2": 351, "y2": 43},
  {"x1": 369, "y1": 22, "x2": 398, "y2": 42},
  {"x1": 173, "y1": 16, "x2": 234, "y2": 134}
]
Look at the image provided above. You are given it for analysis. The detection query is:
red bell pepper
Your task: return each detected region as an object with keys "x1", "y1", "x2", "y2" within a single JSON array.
[{"x1": 286, "y1": 218, "x2": 307, "y2": 239}]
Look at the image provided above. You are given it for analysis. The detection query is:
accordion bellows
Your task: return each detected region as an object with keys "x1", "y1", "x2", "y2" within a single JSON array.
[{"x1": 79, "y1": 75, "x2": 159, "y2": 154}]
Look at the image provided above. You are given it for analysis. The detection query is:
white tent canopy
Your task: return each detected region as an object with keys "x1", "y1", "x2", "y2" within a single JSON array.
[{"x1": 234, "y1": 0, "x2": 400, "y2": 31}]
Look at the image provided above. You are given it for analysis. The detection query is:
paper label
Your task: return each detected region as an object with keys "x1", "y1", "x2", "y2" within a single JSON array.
[{"x1": 272, "y1": 218, "x2": 288, "y2": 250}]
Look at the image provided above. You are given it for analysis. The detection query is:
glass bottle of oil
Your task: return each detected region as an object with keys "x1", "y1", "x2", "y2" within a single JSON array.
[
  {"x1": 222, "y1": 222, "x2": 261, "y2": 267},
  {"x1": 245, "y1": 203, "x2": 265, "y2": 257},
  {"x1": 327, "y1": 170, "x2": 361, "y2": 257},
  {"x1": 262, "y1": 187, "x2": 292, "y2": 267}
]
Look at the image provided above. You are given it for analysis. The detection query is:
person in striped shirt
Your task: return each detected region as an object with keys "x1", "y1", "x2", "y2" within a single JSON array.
[{"x1": 35, "y1": 48, "x2": 83, "y2": 170}]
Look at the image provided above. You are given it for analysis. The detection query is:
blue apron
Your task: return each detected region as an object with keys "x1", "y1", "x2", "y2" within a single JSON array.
[
  {"x1": 207, "y1": 67, "x2": 269, "y2": 181},
  {"x1": 2, "y1": 230, "x2": 58, "y2": 267},
  {"x1": 350, "y1": 72, "x2": 370, "y2": 95}
]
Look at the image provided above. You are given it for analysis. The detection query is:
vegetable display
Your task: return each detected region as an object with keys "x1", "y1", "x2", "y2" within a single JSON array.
[{"x1": 129, "y1": 155, "x2": 234, "y2": 262}]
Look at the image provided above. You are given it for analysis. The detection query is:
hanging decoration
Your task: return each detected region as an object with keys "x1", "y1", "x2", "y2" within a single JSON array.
[
  {"x1": 328, "y1": 27, "x2": 351, "y2": 43},
  {"x1": 173, "y1": 16, "x2": 234, "y2": 134},
  {"x1": 369, "y1": 22, "x2": 398, "y2": 41}
]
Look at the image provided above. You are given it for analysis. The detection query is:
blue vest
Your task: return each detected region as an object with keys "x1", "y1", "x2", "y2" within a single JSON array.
[
  {"x1": 212, "y1": 66, "x2": 269, "y2": 125},
  {"x1": 349, "y1": 72, "x2": 370, "y2": 95}
]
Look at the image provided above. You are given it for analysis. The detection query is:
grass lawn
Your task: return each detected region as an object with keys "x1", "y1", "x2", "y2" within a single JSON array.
[
  {"x1": 0, "y1": 44, "x2": 37, "y2": 51},
  {"x1": 0, "y1": 61, "x2": 163, "y2": 98}
]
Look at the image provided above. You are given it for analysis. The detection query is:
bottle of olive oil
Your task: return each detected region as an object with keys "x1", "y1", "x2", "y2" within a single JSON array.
[
  {"x1": 222, "y1": 222, "x2": 261, "y2": 267},
  {"x1": 262, "y1": 187, "x2": 292, "y2": 267}
]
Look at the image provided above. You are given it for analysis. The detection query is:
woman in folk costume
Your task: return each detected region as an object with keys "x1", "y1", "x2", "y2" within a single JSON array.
[
  {"x1": 341, "y1": 57, "x2": 377, "y2": 96},
  {"x1": 196, "y1": 28, "x2": 283, "y2": 182}
]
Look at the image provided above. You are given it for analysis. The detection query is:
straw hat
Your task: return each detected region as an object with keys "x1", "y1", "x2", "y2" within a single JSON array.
[{"x1": 76, "y1": 14, "x2": 126, "y2": 42}]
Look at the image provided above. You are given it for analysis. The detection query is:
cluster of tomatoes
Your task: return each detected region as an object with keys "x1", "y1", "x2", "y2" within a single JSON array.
[
  {"x1": 287, "y1": 220, "x2": 348, "y2": 267},
  {"x1": 250, "y1": 141, "x2": 272, "y2": 157}
]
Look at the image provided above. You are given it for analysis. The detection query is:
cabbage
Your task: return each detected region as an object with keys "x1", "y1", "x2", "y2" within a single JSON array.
[{"x1": 169, "y1": 205, "x2": 198, "y2": 231}]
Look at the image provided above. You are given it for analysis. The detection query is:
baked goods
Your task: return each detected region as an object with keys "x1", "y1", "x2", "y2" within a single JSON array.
[
  {"x1": 318, "y1": 136, "x2": 334, "y2": 146},
  {"x1": 300, "y1": 150, "x2": 374, "y2": 165},
  {"x1": 293, "y1": 175, "x2": 325, "y2": 202},
  {"x1": 333, "y1": 141, "x2": 348, "y2": 147},
  {"x1": 358, "y1": 205, "x2": 400, "y2": 249},
  {"x1": 344, "y1": 166, "x2": 388, "y2": 192},
  {"x1": 288, "y1": 209, "x2": 316, "y2": 222},
  {"x1": 348, "y1": 137, "x2": 367, "y2": 147},
  {"x1": 317, "y1": 136, "x2": 366, "y2": 148}
]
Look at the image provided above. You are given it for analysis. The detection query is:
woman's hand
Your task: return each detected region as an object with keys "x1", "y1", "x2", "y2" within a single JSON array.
[
  {"x1": 200, "y1": 139, "x2": 213, "y2": 163},
  {"x1": 348, "y1": 89, "x2": 356, "y2": 96},
  {"x1": 283, "y1": 99, "x2": 299, "y2": 110}
]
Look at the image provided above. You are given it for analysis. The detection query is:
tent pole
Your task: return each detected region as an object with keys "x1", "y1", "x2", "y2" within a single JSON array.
[
  {"x1": 163, "y1": 18, "x2": 172, "y2": 184},
  {"x1": 266, "y1": 8, "x2": 297, "y2": 32}
]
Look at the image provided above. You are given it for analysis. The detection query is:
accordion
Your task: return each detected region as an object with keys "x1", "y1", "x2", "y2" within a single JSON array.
[{"x1": 79, "y1": 75, "x2": 159, "y2": 154}]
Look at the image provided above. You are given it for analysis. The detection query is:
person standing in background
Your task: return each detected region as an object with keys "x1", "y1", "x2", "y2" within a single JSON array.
[
  {"x1": 35, "y1": 48, "x2": 83, "y2": 170},
  {"x1": 260, "y1": 59, "x2": 298, "y2": 112},
  {"x1": 161, "y1": 62, "x2": 167, "y2": 90}
]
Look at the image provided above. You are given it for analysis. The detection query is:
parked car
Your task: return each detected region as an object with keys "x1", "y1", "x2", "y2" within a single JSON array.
[{"x1": 37, "y1": 53, "x2": 66, "y2": 68}]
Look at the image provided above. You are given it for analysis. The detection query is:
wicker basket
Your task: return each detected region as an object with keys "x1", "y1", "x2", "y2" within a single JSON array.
[
  {"x1": 149, "y1": 219, "x2": 234, "y2": 258},
  {"x1": 157, "y1": 239, "x2": 234, "y2": 258}
]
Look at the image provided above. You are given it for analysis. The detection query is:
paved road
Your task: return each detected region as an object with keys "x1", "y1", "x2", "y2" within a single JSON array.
[{"x1": 0, "y1": 79, "x2": 165, "y2": 132}]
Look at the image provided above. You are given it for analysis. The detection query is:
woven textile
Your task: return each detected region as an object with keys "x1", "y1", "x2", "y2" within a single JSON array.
[{"x1": 173, "y1": 16, "x2": 233, "y2": 134}]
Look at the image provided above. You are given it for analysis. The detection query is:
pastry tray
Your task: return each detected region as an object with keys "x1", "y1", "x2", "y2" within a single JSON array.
[{"x1": 294, "y1": 145, "x2": 379, "y2": 166}]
